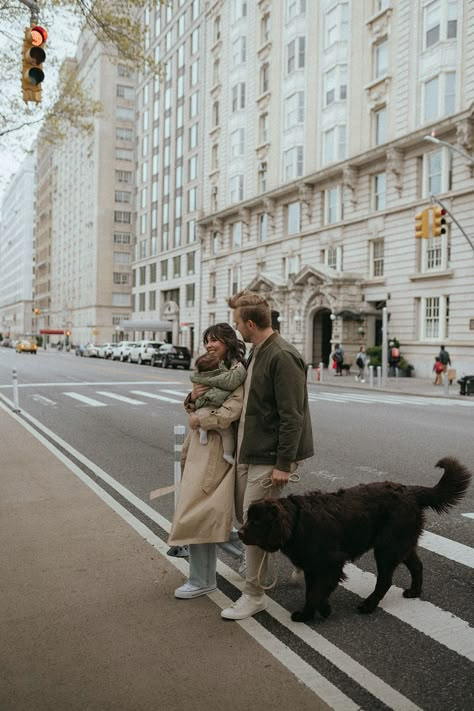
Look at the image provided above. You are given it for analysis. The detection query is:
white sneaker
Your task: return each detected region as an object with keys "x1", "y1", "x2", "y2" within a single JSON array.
[
  {"x1": 360, "y1": 379, "x2": 366, "y2": 383},
  {"x1": 174, "y1": 582, "x2": 217, "y2": 599},
  {"x1": 221, "y1": 593, "x2": 268, "y2": 620},
  {"x1": 238, "y1": 550, "x2": 247, "y2": 578}
]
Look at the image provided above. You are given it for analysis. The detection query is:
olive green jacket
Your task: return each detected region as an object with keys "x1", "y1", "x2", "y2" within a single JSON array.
[
  {"x1": 191, "y1": 362, "x2": 246, "y2": 409},
  {"x1": 239, "y1": 332, "x2": 314, "y2": 471}
]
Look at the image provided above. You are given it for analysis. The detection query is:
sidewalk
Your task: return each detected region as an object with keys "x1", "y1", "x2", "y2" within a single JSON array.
[
  {"x1": 308, "y1": 368, "x2": 469, "y2": 399},
  {"x1": 0, "y1": 405, "x2": 327, "y2": 711}
]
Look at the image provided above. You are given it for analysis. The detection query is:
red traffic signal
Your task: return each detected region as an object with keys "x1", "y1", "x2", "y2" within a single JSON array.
[
  {"x1": 31, "y1": 26, "x2": 48, "y2": 46},
  {"x1": 22, "y1": 25, "x2": 47, "y2": 103},
  {"x1": 432, "y1": 207, "x2": 447, "y2": 237}
]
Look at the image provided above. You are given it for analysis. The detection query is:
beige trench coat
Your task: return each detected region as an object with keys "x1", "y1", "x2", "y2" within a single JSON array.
[{"x1": 167, "y1": 386, "x2": 244, "y2": 546}]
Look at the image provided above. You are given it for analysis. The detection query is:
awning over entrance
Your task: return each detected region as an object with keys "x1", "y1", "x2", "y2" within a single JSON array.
[
  {"x1": 120, "y1": 319, "x2": 173, "y2": 331},
  {"x1": 39, "y1": 329, "x2": 64, "y2": 335}
]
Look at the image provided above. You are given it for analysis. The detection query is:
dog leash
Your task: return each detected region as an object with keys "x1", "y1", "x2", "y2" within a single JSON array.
[
  {"x1": 260, "y1": 472, "x2": 300, "y2": 489},
  {"x1": 256, "y1": 551, "x2": 277, "y2": 590}
]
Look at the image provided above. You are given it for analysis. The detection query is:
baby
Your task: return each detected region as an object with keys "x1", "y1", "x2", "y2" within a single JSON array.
[{"x1": 191, "y1": 352, "x2": 246, "y2": 465}]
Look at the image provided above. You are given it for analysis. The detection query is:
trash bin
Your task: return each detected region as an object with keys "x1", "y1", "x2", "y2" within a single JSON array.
[{"x1": 458, "y1": 376, "x2": 474, "y2": 396}]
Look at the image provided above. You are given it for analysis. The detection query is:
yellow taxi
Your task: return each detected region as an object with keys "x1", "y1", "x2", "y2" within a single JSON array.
[{"x1": 15, "y1": 340, "x2": 38, "y2": 354}]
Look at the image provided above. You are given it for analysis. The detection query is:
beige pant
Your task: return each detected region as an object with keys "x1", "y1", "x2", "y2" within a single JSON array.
[{"x1": 235, "y1": 461, "x2": 297, "y2": 598}]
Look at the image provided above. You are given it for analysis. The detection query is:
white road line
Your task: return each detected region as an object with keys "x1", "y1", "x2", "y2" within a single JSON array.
[
  {"x1": 420, "y1": 530, "x2": 474, "y2": 568},
  {"x1": 462, "y1": 513, "x2": 474, "y2": 519},
  {"x1": 95, "y1": 391, "x2": 145, "y2": 405},
  {"x1": 343, "y1": 564, "x2": 474, "y2": 662},
  {"x1": 63, "y1": 392, "x2": 107, "y2": 407},
  {"x1": 130, "y1": 390, "x2": 183, "y2": 404},
  {"x1": 309, "y1": 392, "x2": 474, "y2": 407},
  {"x1": 160, "y1": 389, "x2": 188, "y2": 397},
  {"x1": 31, "y1": 394, "x2": 56, "y2": 406},
  {"x1": 0, "y1": 380, "x2": 182, "y2": 389}
]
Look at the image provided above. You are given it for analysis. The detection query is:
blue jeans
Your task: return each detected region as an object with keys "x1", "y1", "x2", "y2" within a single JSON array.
[{"x1": 188, "y1": 530, "x2": 244, "y2": 588}]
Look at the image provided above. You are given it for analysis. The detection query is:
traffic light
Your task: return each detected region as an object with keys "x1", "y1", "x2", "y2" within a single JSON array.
[
  {"x1": 21, "y1": 25, "x2": 48, "y2": 104},
  {"x1": 33, "y1": 307, "x2": 41, "y2": 315},
  {"x1": 65, "y1": 330, "x2": 71, "y2": 338},
  {"x1": 432, "y1": 207, "x2": 447, "y2": 237},
  {"x1": 415, "y1": 208, "x2": 429, "y2": 239}
]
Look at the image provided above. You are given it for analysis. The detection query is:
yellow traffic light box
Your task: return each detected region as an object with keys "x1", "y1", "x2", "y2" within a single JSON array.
[
  {"x1": 432, "y1": 206, "x2": 447, "y2": 237},
  {"x1": 415, "y1": 208, "x2": 429, "y2": 239},
  {"x1": 21, "y1": 25, "x2": 48, "y2": 103}
]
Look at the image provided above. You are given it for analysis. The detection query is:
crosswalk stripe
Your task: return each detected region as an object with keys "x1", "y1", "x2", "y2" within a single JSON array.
[
  {"x1": 95, "y1": 391, "x2": 145, "y2": 405},
  {"x1": 160, "y1": 389, "x2": 188, "y2": 397},
  {"x1": 420, "y1": 531, "x2": 474, "y2": 568},
  {"x1": 309, "y1": 392, "x2": 474, "y2": 407},
  {"x1": 130, "y1": 390, "x2": 183, "y2": 404},
  {"x1": 63, "y1": 392, "x2": 107, "y2": 407}
]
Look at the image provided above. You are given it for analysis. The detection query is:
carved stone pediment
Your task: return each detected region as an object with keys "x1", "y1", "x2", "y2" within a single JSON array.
[{"x1": 456, "y1": 118, "x2": 474, "y2": 155}]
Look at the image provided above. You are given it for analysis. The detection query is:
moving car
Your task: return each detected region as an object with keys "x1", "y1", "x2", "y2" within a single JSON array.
[
  {"x1": 15, "y1": 340, "x2": 37, "y2": 354},
  {"x1": 151, "y1": 344, "x2": 191, "y2": 369},
  {"x1": 129, "y1": 340, "x2": 164, "y2": 365}
]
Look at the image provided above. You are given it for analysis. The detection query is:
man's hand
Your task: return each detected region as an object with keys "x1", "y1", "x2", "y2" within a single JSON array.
[
  {"x1": 190, "y1": 384, "x2": 209, "y2": 402},
  {"x1": 271, "y1": 468, "x2": 290, "y2": 487},
  {"x1": 188, "y1": 413, "x2": 200, "y2": 430}
]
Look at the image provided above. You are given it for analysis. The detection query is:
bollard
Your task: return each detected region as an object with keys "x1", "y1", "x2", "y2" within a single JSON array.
[
  {"x1": 306, "y1": 364, "x2": 313, "y2": 384},
  {"x1": 376, "y1": 365, "x2": 382, "y2": 387},
  {"x1": 319, "y1": 362, "x2": 324, "y2": 384},
  {"x1": 167, "y1": 424, "x2": 188, "y2": 558},
  {"x1": 12, "y1": 368, "x2": 20, "y2": 413},
  {"x1": 443, "y1": 370, "x2": 450, "y2": 397},
  {"x1": 369, "y1": 365, "x2": 374, "y2": 388}
]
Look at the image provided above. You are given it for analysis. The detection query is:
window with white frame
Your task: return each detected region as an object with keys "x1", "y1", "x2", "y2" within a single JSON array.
[
  {"x1": 173, "y1": 255, "x2": 181, "y2": 278},
  {"x1": 211, "y1": 143, "x2": 219, "y2": 170},
  {"x1": 370, "y1": 238, "x2": 384, "y2": 277},
  {"x1": 283, "y1": 146, "x2": 304, "y2": 180},
  {"x1": 209, "y1": 272, "x2": 216, "y2": 299},
  {"x1": 287, "y1": 201, "x2": 301, "y2": 234},
  {"x1": 285, "y1": 91, "x2": 304, "y2": 128},
  {"x1": 324, "y1": 186, "x2": 342, "y2": 224},
  {"x1": 423, "y1": 148, "x2": 451, "y2": 196},
  {"x1": 286, "y1": 37, "x2": 305, "y2": 74},
  {"x1": 324, "y1": 65, "x2": 347, "y2": 106},
  {"x1": 116, "y1": 170, "x2": 132, "y2": 184},
  {"x1": 323, "y1": 125, "x2": 346, "y2": 165},
  {"x1": 258, "y1": 213, "x2": 268, "y2": 242},
  {"x1": 232, "y1": 221, "x2": 242, "y2": 248},
  {"x1": 189, "y1": 91, "x2": 199, "y2": 118},
  {"x1": 230, "y1": 175, "x2": 244, "y2": 203},
  {"x1": 189, "y1": 123, "x2": 198, "y2": 148},
  {"x1": 261, "y1": 14, "x2": 270, "y2": 43},
  {"x1": 232, "y1": 0, "x2": 247, "y2": 21},
  {"x1": 232, "y1": 83, "x2": 246, "y2": 112},
  {"x1": 259, "y1": 113, "x2": 269, "y2": 143},
  {"x1": 423, "y1": 72, "x2": 456, "y2": 122},
  {"x1": 212, "y1": 58, "x2": 220, "y2": 85},
  {"x1": 190, "y1": 28, "x2": 199, "y2": 54},
  {"x1": 373, "y1": 172, "x2": 387, "y2": 210},
  {"x1": 116, "y1": 127, "x2": 133, "y2": 142},
  {"x1": 260, "y1": 63, "x2": 270, "y2": 94},
  {"x1": 161, "y1": 260, "x2": 168, "y2": 280},
  {"x1": 149, "y1": 290, "x2": 156, "y2": 311},
  {"x1": 190, "y1": 59, "x2": 199, "y2": 87},
  {"x1": 232, "y1": 36, "x2": 247, "y2": 66},
  {"x1": 114, "y1": 211, "x2": 131, "y2": 223},
  {"x1": 213, "y1": 15, "x2": 221, "y2": 42},
  {"x1": 188, "y1": 187, "x2": 198, "y2": 211},
  {"x1": 114, "y1": 232, "x2": 131, "y2": 244},
  {"x1": 258, "y1": 162, "x2": 268, "y2": 192},
  {"x1": 186, "y1": 283, "x2": 195, "y2": 307},
  {"x1": 424, "y1": 0, "x2": 457, "y2": 49},
  {"x1": 321, "y1": 245, "x2": 343, "y2": 271},
  {"x1": 187, "y1": 251, "x2": 195, "y2": 275},
  {"x1": 375, "y1": 0, "x2": 390, "y2": 11},
  {"x1": 187, "y1": 220, "x2": 196, "y2": 243},
  {"x1": 373, "y1": 106, "x2": 387, "y2": 145},
  {"x1": 374, "y1": 38, "x2": 388, "y2": 79},
  {"x1": 113, "y1": 272, "x2": 129, "y2": 285},
  {"x1": 283, "y1": 255, "x2": 299, "y2": 279},
  {"x1": 324, "y1": 2, "x2": 349, "y2": 48},
  {"x1": 230, "y1": 128, "x2": 245, "y2": 157},
  {"x1": 188, "y1": 155, "x2": 198, "y2": 180},
  {"x1": 115, "y1": 190, "x2": 131, "y2": 203},
  {"x1": 418, "y1": 230, "x2": 450, "y2": 273},
  {"x1": 212, "y1": 231, "x2": 219, "y2": 254},
  {"x1": 228, "y1": 266, "x2": 241, "y2": 295},
  {"x1": 287, "y1": 0, "x2": 306, "y2": 20},
  {"x1": 117, "y1": 85, "x2": 134, "y2": 100},
  {"x1": 418, "y1": 295, "x2": 449, "y2": 340}
]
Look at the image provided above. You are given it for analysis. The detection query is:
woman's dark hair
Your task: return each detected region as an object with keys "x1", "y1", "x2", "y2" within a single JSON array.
[{"x1": 202, "y1": 322, "x2": 246, "y2": 368}]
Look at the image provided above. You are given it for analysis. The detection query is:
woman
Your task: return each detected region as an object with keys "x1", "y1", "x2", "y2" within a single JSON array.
[
  {"x1": 168, "y1": 323, "x2": 246, "y2": 599},
  {"x1": 355, "y1": 346, "x2": 367, "y2": 382}
]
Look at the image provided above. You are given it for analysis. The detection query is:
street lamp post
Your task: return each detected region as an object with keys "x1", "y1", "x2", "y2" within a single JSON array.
[{"x1": 423, "y1": 134, "x2": 474, "y2": 166}]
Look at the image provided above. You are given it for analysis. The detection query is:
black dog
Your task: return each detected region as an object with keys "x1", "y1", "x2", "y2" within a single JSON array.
[{"x1": 238, "y1": 458, "x2": 471, "y2": 622}]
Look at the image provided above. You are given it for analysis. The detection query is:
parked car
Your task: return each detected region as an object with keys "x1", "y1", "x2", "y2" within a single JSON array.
[
  {"x1": 151, "y1": 344, "x2": 191, "y2": 369},
  {"x1": 129, "y1": 340, "x2": 164, "y2": 365},
  {"x1": 111, "y1": 341, "x2": 138, "y2": 362},
  {"x1": 83, "y1": 343, "x2": 99, "y2": 357},
  {"x1": 15, "y1": 340, "x2": 37, "y2": 354},
  {"x1": 97, "y1": 343, "x2": 115, "y2": 359}
]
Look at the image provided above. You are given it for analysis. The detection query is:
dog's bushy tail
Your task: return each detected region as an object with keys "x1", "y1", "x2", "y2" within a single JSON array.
[{"x1": 414, "y1": 457, "x2": 471, "y2": 514}]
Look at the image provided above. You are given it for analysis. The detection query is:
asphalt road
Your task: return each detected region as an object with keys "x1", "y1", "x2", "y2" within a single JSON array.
[{"x1": 1, "y1": 347, "x2": 473, "y2": 710}]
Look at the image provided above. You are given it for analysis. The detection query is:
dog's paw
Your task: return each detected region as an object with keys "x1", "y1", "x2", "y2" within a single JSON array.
[
  {"x1": 357, "y1": 599, "x2": 378, "y2": 614},
  {"x1": 403, "y1": 588, "x2": 422, "y2": 599},
  {"x1": 318, "y1": 602, "x2": 332, "y2": 619},
  {"x1": 291, "y1": 609, "x2": 313, "y2": 623}
]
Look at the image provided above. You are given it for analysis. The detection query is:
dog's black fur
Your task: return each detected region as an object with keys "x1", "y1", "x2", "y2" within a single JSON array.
[{"x1": 238, "y1": 457, "x2": 471, "y2": 622}]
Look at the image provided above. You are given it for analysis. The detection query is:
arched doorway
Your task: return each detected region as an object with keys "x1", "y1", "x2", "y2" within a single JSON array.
[{"x1": 312, "y1": 309, "x2": 332, "y2": 367}]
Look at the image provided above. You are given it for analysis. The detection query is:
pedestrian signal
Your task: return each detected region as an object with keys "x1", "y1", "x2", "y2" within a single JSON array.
[
  {"x1": 22, "y1": 25, "x2": 48, "y2": 104},
  {"x1": 432, "y1": 207, "x2": 447, "y2": 237},
  {"x1": 415, "y1": 208, "x2": 429, "y2": 239}
]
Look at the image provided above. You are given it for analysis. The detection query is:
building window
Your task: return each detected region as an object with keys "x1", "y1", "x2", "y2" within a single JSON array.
[
  {"x1": 258, "y1": 213, "x2": 268, "y2": 242},
  {"x1": 419, "y1": 296, "x2": 449, "y2": 340},
  {"x1": 213, "y1": 15, "x2": 221, "y2": 42},
  {"x1": 287, "y1": 201, "x2": 301, "y2": 234},
  {"x1": 117, "y1": 85, "x2": 134, "y2": 100},
  {"x1": 116, "y1": 127, "x2": 133, "y2": 142},
  {"x1": 114, "y1": 190, "x2": 131, "y2": 204},
  {"x1": 187, "y1": 251, "x2": 195, "y2": 275},
  {"x1": 374, "y1": 38, "x2": 388, "y2": 79},
  {"x1": 161, "y1": 260, "x2": 168, "y2": 280},
  {"x1": 283, "y1": 146, "x2": 304, "y2": 180},
  {"x1": 209, "y1": 272, "x2": 216, "y2": 300},
  {"x1": 113, "y1": 232, "x2": 131, "y2": 244},
  {"x1": 232, "y1": 221, "x2": 242, "y2": 248},
  {"x1": 259, "y1": 113, "x2": 269, "y2": 143},
  {"x1": 115, "y1": 148, "x2": 133, "y2": 161},
  {"x1": 373, "y1": 106, "x2": 387, "y2": 145},
  {"x1": 232, "y1": 36, "x2": 247, "y2": 66},
  {"x1": 113, "y1": 272, "x2": 129, "y2": 285},
  {"x1": 232, "y1": 82, "x2": 246, "y2": 112},
  {"x1": 323, "y1": 125, "x2": 346, "y2": 165},
  {"x1": 287, "y1": 0, "x2": 306, "y2": 20},
  {"x1": 115, "y1": 170, "x2": 132, "y2": 184},
  {"x1": 370, "y1": 238, "x2": 384, "y2": 277},
  {"x1": 186, "y1": 283, "x2": 195, "y2": 307},
  {"x1": 188, "y1": 220, "x2": 196, "y2": 243},
  {"x1": 212, "y1": 231, "x2": 219, "y2": 255},
  {"x1": 113, "y1": 251, "x2": 130, "y2": 265},
  {"x1": 423, "y1": 148, "x2": 451, "y2": 196},
  {"x1": 232, "y1": 0, "x2": 247, "y2": 21},
  {"x1": 258, "y1": 161, "x2": 267, "y2": 192},
  {"x1": 260, "y1": 63, "x2": 270, "y2": 94},
  {"x1": 114, "y1": 211, "x2": 131, "y2": 224},
  {"x1": 228, "y1": 266, "x2": 241, "y2": 295},
  {"x1": 230, "y1": 175, "x2": 244, "y2": 203},
  {"x1": 190, "y1": 28, "x2": 199, "y2": 54},
  {"x1": 418, "y1": 230, "x2": 450, "y2": 273},
  {"x1": 261, "y1": 14, "x2": 270, "y2": 43},
  {"x1": 423, "y1": 72, "x2": 456, "y2": 122},
  {"x1": 324, "y1": 65, "x2": 347, "y2": 106},
  {"x1": 230, "y1": 128, "x2": 245, "y2": 157},
  {"x1": 173, "y1": 256, "x2": 181, "y2": 278},
  {"x1": 373, "y1": 172, "x2": 387, "y2": 210},
  {"x1": 286, "y1": 36, "x2": 305, "y2": 74},
  {"x1": 189, "y1": 123, "x2": 198, "y2": 148},
  {"x1": 188, "y1": 187, "x2": 197, "y2": 211},
  {"x1": 117, "y1": 107, "x2": 134, "y2": 121},
  {"x1": 188, "y1": 155, "x2": 198, "y2": 180},
  {"x1": 149, "y1": 290, "x2": 156, "y2": 310},
  {"x1": 285, "y1": 91, "x2": 305, "y2": 128},
  {"x1": 321, "y1": 246, "x2": 342, "y2": 271},
  {"x1": 324, "y1": 2, "x2": 349, "y2": 48},
  {"x1": 424, "y1": 0, "x2": 457, "y2": 49},
  {"x1": 212, "y1": 101, "x2": 219, "y2": 127},
  {"x1": 189, "y1": 91, "x2": 199, "y2": 118},
  {"x1": 324, "y1": 186, "x2": 342, "y2": 224},
  {"x1": 212, "y1": 58, "x2": 220, "y2": 85}
]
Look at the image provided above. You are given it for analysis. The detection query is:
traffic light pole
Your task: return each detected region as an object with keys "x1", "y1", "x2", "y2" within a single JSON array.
[{"x1": 430, "y1": 195, "x2": 474, "y2": 255}]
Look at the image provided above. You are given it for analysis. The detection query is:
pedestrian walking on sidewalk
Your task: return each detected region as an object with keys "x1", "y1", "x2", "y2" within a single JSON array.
[
  {"x1": 433, "y1": 357, "x2": 444, "y2": 385},
  {"x1": 220, "y1": 290, "x2": 314, "y2": 621},
  {"x1": 331, "y1": 343, "x2": 345, "y2": 376},
  {"x1": 355, "y1": 346, "x2": 367, "y2": 382},
  {"x1": 169, "y1": 323, "x2": 246, "y2": 600},
  {"x1": 388, "y1": 341, "x2": 400, "y2": 377},
  {"x1": 438, "y1": 345, "x2": 451, "y2": 374}
]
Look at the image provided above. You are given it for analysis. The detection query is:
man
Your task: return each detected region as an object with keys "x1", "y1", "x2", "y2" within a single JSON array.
[
  {"x1": 221, "y1": 291, "x2": 314, "y2": 621},
  {"x1": 388, "y1": 340, "x2": 400, "y2": 377},
  {"x1": 438, "y1": 345, "x2": 451, "y2": 374}
]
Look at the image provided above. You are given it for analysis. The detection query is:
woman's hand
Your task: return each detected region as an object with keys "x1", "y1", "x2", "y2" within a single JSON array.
[
  {"x1": 188, "y1": 413, "x2": 200, "y2": 430},
  {"x1": 190, "y1": 383, "x2": 209, "y2": 402}
]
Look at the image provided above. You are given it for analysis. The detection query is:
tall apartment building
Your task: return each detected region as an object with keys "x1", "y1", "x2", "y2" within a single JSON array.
[
  {"x1": 0, "y1": 153, "x2": 36, "y2": 340},
  {"x1": 132, "y1": 0, "x2": 203, "y2": 353},
  {"x1": 197, "y1": 0, "x2": 473, "y2": 376},
  {"x1": 37, "y1": 33, "x2": 136, "y2": 346}
]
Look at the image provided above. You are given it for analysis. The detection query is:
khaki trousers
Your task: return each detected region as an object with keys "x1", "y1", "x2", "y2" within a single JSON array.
[{"x1": 235, "y1": 461, "x2": 297, "y2": 598}]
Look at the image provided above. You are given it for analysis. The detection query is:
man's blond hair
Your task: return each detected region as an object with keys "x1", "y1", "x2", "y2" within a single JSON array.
[{"x1": 228, "y1": 290, "x2": 272, "y2": 329}]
